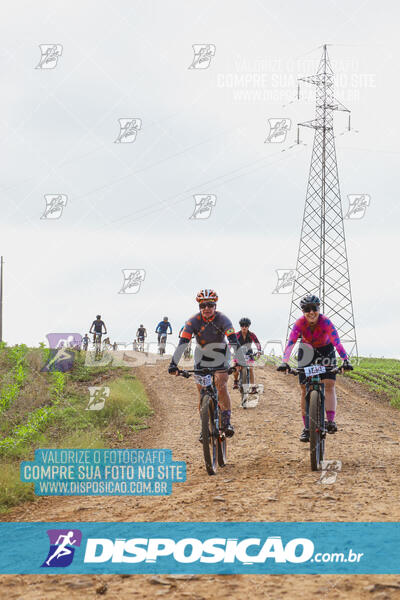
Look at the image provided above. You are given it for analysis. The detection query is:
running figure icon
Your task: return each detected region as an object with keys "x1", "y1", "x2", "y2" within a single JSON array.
[{"x1": 45, "y1": 531, "x2": 77, "y2": 566}]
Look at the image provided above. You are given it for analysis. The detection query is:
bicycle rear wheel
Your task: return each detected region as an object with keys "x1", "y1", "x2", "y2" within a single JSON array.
[
  {"x1": 200, "y1": 394, "x2": 218, "y2": 475},
  {"x1": 309, "y1": 389, "x2": 323, "y2": 471}
]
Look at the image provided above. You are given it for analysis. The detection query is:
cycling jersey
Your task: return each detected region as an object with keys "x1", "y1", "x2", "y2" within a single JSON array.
[
  {"x1": 90, "y1": 319, "x2": 106, "y2": 334},
  {"x1": 171, "y1": 311, "x2": 241, "y2": 368},
  {"x1": 136, "y1": 327, "x2": 146, "y2": 339},
  {"x1": 236, "y1": 331, "x2": 262, "y2": 354},
  {"x1": 155, "y1": 321, "x2": 172, "y2": 334},
  {"x1": 283, "y1": 314, "x2": 348, "y2": 362}
]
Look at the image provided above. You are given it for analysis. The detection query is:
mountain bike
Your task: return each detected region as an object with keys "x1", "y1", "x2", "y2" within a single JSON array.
[
  {"x1": 93, "y1": 333, "x2": 102, "y2": 360},
  {"x1": 238, "y1": 352, "x2": 262, "y2": 408},
  {"x1": 287, "y1": 365, "x2": 340, "y2": 471},
  {"x1": 183, "y1": 340, "x2": 192, "y2": 360},
  {"x1": 158, "y1": 333, "x2": 169, "y2": 355},
  {"x1": 176, "y1": 367, "x2": 234, "y2": 475},
  {"x1": 137, "y1": 338, "x2": 145, "y2": 352}
]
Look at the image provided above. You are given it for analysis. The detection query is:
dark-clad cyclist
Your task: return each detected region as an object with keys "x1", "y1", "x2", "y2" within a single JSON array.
[
  {"x1": 136, "y1": 324, "x2": 147, "y2": 343},
  {"x1": 155, "y1": 317, "x2": 172, "y2": 344},
  {"x1": 277, "y1": 294, "x2": 353, "y2": 442},
  {"x1": 168, "y1": 289, "x2": 243, "y2": 437},
  {"x1": 233, "y1": 317, "x2": 262, "y2": 393},
  {"x1": 82, "y1": 334, "x2": 89, "y2": 351},
  {"x1": 89, "y1": 315, "x2": 107, "y2": 344}
]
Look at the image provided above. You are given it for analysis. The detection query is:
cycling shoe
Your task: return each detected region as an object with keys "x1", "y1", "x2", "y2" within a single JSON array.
[
  {"x1": 326, "y1": 420, "x2": 338, "y2": 434},
  {"x1": 300, "y1": 428, "x2": 310, "y2": 442}
]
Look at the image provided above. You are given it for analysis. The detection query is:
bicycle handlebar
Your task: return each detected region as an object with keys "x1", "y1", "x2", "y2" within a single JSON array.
[
  {"x1": 287, "y1": 365, "x2": 342, "y2": 376},
  {"x1": 176, "y1": 366, "x2": 236, "y2": 378}
]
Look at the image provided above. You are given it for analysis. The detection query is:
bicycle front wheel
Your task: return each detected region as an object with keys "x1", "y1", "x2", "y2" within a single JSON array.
[
  {"x1": 217, "y1": 434, "x2": 227, "y2": 467},
  {"x1": 309, "y1": 389, "x2": 323, "y2": 471},
  {"x1": 201, "y1": 394, "x2": 218, "y2": 475},
  {"x1": 240, "y1": 366, "x2": 250, "y2": 408}
]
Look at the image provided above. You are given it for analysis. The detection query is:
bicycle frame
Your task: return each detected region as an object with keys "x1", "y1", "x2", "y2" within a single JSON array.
[
  {"x1": 184, "y1": 368, "x2": 222, "y2": 436},
  {"x1": 178, "y1": 367, "x2": 234, "y2": 433}
]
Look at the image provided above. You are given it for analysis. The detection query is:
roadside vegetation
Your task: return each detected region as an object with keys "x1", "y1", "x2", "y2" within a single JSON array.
[
  {"x1": 345, "y1": 357, "x2": 400, "y2": 408},
  {"x1": 0, "y1": 344, "x2": 152, "y2": 513}
]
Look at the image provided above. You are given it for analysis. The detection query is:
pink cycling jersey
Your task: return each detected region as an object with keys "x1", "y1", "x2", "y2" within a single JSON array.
[{"x1": 283, "y1": 314, "x2": 348, "y2": 362}]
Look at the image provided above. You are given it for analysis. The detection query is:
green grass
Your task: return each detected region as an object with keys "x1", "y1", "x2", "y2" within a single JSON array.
[
  {"x1": 0, "y1": 344, "x2": 152, "y2": 513},
  {"x1": 346, "y1": 357, "x2": 400, "y2": 407}
]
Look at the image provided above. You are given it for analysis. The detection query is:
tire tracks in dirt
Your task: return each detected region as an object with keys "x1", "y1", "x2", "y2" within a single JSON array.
[{"x1": 2, "y1": 359, "x2": 400, "y2": 598}]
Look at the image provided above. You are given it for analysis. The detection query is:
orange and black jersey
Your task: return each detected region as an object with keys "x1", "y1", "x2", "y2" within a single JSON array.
[
  {"x1": 179, "y1": 311, "x2": 236, "y2": 347},
  {"x1": 171, "y1": 311, "x2": 239, "y2": 367}
]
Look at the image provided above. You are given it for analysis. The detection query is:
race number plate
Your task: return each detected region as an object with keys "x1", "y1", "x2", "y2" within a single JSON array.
[
  {"x1": 194, "y1": 374, "x2": 212, "y2": 387},
  {"x1": 304, "y1": 365, "x2": 326, "y2": 376}
]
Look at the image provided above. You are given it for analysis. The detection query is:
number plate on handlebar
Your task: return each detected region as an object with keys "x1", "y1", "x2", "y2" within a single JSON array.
[
  {"x1": 194, "y1": 374, "x2": 212, "y2": 387},
  {"x1": 304, "y1": 365, "x2": 326, "y2": 376}
]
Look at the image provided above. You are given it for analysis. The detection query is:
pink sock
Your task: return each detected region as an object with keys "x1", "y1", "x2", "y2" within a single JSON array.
[
  {"x1": 302, "y1": 415, "x2": 306, "y2": 426},
  {"x1": 326, "y1": 410, "x2": 335, "y2": 421}
]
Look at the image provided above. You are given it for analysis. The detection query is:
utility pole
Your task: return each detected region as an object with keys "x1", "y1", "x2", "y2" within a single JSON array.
[
  {"x1": 287, "y1": 45, "x2": 358, "y2": 356},
  {"x1": 0, "y1": 256, "x2": 3, "y2": 342}
]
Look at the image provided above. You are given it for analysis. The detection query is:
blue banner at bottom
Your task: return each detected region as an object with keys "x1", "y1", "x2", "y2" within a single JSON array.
[{"x1": 0, "y1": 522, "x2": 399, "y2": 574}]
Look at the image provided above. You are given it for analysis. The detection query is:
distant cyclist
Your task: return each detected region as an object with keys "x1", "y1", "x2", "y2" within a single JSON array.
[
  {"x1": 168, "y1": 289, "x2": 242, "y2": 437},
  {"x1": 155, "y1": 317, "x2": 172, "y2": 344},
  {"x1": 82, "y1": 334, "x2": 89, "y2": 351},
  {"x1": 136, "y1": 324, "x2": 147, "y2": 344},
  {"x1": 277, "y1": 294, "x2": 353, "y2": 442},
  {"x1": 89, "y1": 315, "x2": 107, "y2": 344},
  {"x1": 233, "y1": 317, "x2": 262, "y2": 393}
]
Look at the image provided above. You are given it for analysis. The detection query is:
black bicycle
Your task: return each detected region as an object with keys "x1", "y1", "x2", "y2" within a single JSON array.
[
  {"x1": 238, "y1": 352, "x2": 261, "y2": 408},
  {"x1": 158, "y1": 333, "x2": 169, "y2": 355},
  {"x1": 183, "y1": 340, "x2": 192, "y2": 360},
  {"x1": 93, "y1": 332, "x2": 102, "y2": 360},
  {"x1": 176, "y1": 367, "x2": 234, "y2": 475},
  {"x1": 287, "y1": 365, "x2": 340, "y2": 471}
]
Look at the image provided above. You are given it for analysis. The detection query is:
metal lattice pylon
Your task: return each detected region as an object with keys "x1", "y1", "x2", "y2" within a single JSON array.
[{"x1": 287, "y1": 45, "x2": 358, "y2": 357}]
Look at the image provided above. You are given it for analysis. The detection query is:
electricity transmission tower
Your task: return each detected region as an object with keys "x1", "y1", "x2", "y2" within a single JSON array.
[{"x1": 287, "y1": 45, "x2": 358, "y2": 356}]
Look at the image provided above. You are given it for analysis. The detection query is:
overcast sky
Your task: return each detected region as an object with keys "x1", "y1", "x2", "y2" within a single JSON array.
[{"x1": 0, "y1": 0, "x2": 399, "y2": 357}]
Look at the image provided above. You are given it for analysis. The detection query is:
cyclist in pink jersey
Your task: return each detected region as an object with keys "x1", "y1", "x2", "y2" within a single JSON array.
[{"x1": 277, "y1": 294, "x2": 353, "y2": 442}]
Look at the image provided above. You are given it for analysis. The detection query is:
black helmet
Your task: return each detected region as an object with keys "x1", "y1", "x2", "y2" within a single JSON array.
[
  {"x1": 96, "y1": 314, "x2": 101, "y2": 319},
  {"x1": 239, "y1": 317, "x2": 251, "y2": 327},
  {"x1": 300, "y1": 295, "x2": 320, "y2": 310}
]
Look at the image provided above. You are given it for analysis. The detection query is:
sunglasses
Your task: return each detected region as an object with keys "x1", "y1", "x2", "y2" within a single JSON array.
[
  {"x1": 199, "y1": 302, "x2": 216, "y2": 309},
  {"x1": 302, "y1": 304, "x2": 319, "y2": 313}
]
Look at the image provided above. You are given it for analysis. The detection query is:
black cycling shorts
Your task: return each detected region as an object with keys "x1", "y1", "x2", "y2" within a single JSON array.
[{"x1": 298, "y1": 342, "x2": 337, "y2": 385}]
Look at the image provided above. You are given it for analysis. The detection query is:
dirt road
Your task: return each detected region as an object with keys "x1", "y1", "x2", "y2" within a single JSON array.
[{"x1": 1, "y1": 360, "x2": 400, "y2": 599}]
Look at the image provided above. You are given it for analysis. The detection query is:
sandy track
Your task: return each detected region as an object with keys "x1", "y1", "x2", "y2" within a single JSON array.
[{"x1": 1, "y1": 360, "x2": 400, "y2": 599}]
